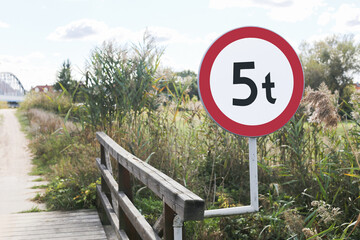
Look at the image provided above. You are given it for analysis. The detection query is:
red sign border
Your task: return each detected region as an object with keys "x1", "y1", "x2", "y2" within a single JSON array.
[{"x1": 198, "y1": 27, "x2": 304, "y2": 137}]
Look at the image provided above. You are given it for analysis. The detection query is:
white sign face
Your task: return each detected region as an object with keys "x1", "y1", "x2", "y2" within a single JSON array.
[
  {"x1": 198, "y1": 27, "x2": 304, "y2": 137},
  {"x1": 210, "y1": 38, "x2": 293, "y2": 126}
]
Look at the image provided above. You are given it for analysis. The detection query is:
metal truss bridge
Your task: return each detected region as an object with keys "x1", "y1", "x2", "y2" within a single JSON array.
[{"x1": 0, "y1": 72, "x2": 26, "y2": 103}]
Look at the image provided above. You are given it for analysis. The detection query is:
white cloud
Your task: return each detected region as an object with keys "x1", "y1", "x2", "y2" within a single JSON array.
[
  {"x1": 0, "y1": 52, "x2": 55, "y2": 90},
  {"x1": 0, "y1": 52, "x2": 45, "y2": 64},
  {"x1": 47, "y1": 19, "x2": 109, "y2": 41},
  {"x1": 303, "y1": 4, "x2": 360, "y2": 44},
  {"x1": 46, "y1": 20, "x2": 221, "y2": 81},
  {"x1": 48, "y1": 19, "x2": 214, "y2": 46},
  {"x1": 209, "y1": 0, "x2": 292, "y2": 9},
  {"x1": 305, "y1": 33, "x2": 330, "y2": 43},
  {"x1": 147, "y1": 26, "x2": 215, "y2": 45},
  {"x1": 317, "y1": 12, "x2": 332, "y2": 26},
  {"x1": 209, "y1": 0, "x2": 325, "y2": 22},
  {"x1": 48, "y1": 19, "x2": 162, "y2": 44},
  {"x1": 0, "y1": 21, "x2": 9, "y2": 28},
  {"x1": 332, "y1": 4, "x2": 360, "y2": 34}
]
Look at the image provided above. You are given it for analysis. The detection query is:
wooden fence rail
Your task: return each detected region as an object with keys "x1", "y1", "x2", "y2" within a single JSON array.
[{"x1": 95, "y1": 132, "x2": 205, "y2": 240}]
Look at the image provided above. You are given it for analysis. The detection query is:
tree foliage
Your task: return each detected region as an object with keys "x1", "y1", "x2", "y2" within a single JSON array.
[
  {"x1": 300, "y1": 34, "x2": 360, "y2": 100},
  {"x1": 54, "y1": 59, "x2": 79, "y2": 97}
]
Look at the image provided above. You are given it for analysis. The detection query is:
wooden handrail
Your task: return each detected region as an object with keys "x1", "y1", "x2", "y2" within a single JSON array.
[{"x1": 96, "y1": 132, "x2": 205, "y2": 240}]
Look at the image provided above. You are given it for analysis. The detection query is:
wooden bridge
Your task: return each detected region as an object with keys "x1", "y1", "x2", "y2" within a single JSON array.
[
  {"x1": 0, "y1": 209, "x2": 108, "y2": 240},
  {"x1": 95, "y1": 132, "x2": 205, "y2": 240},
  {"x1": 0, "y1": 131, "x2": 205, "y2": 240}
]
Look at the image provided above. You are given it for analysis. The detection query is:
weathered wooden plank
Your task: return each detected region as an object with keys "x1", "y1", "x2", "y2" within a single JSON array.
[
  {"x1": 0, "y1": 210, "x2": 98, "y2": 223},
  {"x1": 96, "y1": 131, "x2": 205, "y2": 221},
  {"x1": 0, "y1": 221, "x2": 102, "y2": 232},
  {"x1": 164, "y1": 203, "x2": 176, "y2": 240},
  {"x1": 101, "y1": 144, "x2": 113, "y2": 218},
  {"x1": 0, "y1": 225, "x2": 104, "y2": 236},
  {"x1": 0, "y1": 209, "x2": 97, "y2": 218},
  {"x1": 0, "y1": 232, "x2": 107, "y2": 240},
  {"x1": 0, "y1": 226, "x2": 105, "y2": 237},
  {"x1": 0, "y1": 216, "x2": 101, "y2": 227},
  {"x1": 97, "y1": 159, "x2": 161, "y2": 240},
  {"x1": 0, "y1": 209, "x2": 108, "y2": 240},
  {"x1": 0, "y1": 213, "x2": 102, "y2": 225},
  {"x1": 99, "y1": 133, "x2": 203, "y2": 205},
  {"x1": 153, "y1": 213, "x2": 164, "y2": 237},
  {"x1": 0, "y1": 235, "x2": 107, "y2": 240},
  {"x1": 118, "y1": 191, "x2": 160, "y2": 240},
  {"x1": 117, "y1": 162, "x2": 140, "y2": 240},
  {"x1": 96, "y1": 185, "x2": 129, "y2": 240}
]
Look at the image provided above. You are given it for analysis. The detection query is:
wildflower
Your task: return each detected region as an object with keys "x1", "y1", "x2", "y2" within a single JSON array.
[
  {"x1": 310, "y1": 200, "x2": 341, "y2": 225},
  {"x1": 302, "y1": 228, "x2": 320, "y2": 239},
  {"x1": 284, "y1": 209, "x2": 304, "y2": 236}
]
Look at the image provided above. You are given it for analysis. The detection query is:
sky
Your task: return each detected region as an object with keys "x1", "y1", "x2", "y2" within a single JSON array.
[{"x1": 0, "y1": 0, "x2": 359, "y2": 90}]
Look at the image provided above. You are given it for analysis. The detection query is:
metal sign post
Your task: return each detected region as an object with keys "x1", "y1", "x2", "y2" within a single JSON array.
[
  {"x1": 204, "y1": 137, "x2": 258, "y2": 218},
  {"x1": 198, "y1": 26, "x2": 304, "y2": 219}
]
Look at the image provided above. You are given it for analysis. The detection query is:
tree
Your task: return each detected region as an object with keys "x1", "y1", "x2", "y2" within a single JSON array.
[
  {"x1": 54, "y1": 59, "x2": 78, "y2": 97},
  {"x1": 300, "y1": 35, "x2": 360, "y2": 100}
]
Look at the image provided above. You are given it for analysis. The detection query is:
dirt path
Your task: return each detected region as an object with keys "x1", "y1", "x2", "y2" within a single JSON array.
[{"x1": 0, "y1": 109, "x2": 46, "y2": 214}]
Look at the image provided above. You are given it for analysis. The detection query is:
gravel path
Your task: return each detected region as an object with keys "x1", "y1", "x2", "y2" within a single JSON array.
[{"x1": 0, "y1": 109, "x2": 46, "y2": 214}]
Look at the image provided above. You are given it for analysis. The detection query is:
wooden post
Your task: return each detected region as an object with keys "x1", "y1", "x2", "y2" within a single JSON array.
[
  {"x1": 164, "y1": 203, "x2": 176, "y2": 240},
  {"x1": 99, "y1": 144, "x2": 112, "y2": 225},
  {"x1": 118, "y1": 162, "x2": 139, "y2": 239},
  {"x1": 101, "y1": 145, "x2": 112, "y2": 203}
]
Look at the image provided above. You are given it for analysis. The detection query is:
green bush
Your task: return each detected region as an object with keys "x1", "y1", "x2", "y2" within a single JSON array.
[
  {"x1": 20, "y1": 92, "x2": 72, "y2": 114},
  {"x1": 43, "y1": 177, "x2": 99, "y2": 210}
]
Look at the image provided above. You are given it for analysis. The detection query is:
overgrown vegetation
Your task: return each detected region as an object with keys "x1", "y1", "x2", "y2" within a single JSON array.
[
  {"x1": 53, "y1": 60, "x2": 78, "y2": 95},
  {"x1": 0, "y1": 101, "x2": 8, "y2": 109},
  {"x1": 19, "y1": 33, "x2": 360, "y2": 239},
  {"x1": 300, "y1": 34, "x2": 360, "y2": 116}
]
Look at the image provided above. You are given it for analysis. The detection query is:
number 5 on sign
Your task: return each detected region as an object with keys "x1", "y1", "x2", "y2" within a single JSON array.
[
  {"x1": 232, "y1": 61, "x2": 276, "y2": 106},
  {"x1": 198, "y1": 27, "x2": 304, "y2": 137}
]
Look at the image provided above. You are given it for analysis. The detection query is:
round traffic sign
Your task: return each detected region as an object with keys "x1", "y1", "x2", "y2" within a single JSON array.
[{"x1": 198, "y1": 27, "x2": 304, "y2": 137}]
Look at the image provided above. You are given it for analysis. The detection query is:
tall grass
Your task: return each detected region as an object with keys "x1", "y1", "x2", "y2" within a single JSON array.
[
  {"x1": 82, "y1": 33, "x2": 163, "y2": 132},
  {"x1": 0, "y1": 101, "x2": 8, "y2": 109},
  {"x1": 20, "y1": 91, "x2": 72, "y2": 115}
]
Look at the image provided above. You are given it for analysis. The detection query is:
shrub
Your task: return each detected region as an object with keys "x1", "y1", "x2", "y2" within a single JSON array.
[
  {"x1": 20, "y1": 92, "x2": 72, "y2": 115},
  {"x1": 43, "y1": 177, "x2": 99, "y2": 210}
]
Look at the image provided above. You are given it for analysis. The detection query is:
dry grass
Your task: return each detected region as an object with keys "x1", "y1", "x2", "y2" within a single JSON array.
[
  {"x1": 26, "y1": 108, "x2": 77, "y2": 135},
  {"x1": 303, "y1": 82, "x2": 339, "y2": 128},
  {"x1": 0, "y1": 101, "x2": 8, "y2": 109},
  {"x1": 20, "y1": 92, "x2": 72, "y2": 114}
]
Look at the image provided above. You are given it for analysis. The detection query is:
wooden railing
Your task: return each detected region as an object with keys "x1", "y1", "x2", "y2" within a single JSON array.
[{"x1": 95, "y1": 132, "x2": 205, "y2": 240}]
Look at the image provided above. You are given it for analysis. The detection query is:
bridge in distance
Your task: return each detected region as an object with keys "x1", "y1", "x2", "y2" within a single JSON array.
[{"x1": 0, "y1": 72, "x2": 26, "y2": 105}]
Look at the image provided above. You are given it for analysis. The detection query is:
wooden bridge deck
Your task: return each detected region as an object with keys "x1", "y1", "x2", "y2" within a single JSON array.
[{"x1": 0, "y1": 209, "x2": 108, "y2": 240}]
